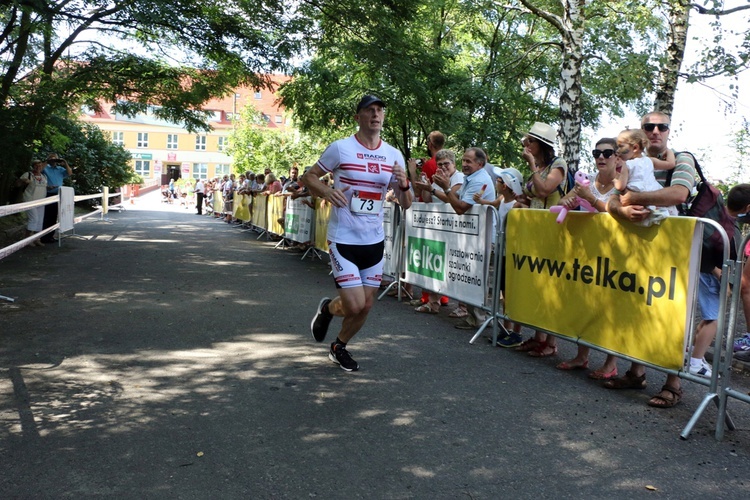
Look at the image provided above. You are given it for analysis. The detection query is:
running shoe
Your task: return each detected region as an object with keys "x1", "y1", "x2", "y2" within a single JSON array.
[
  {"x1": 688, "y1": 359, "x2": 712, "y2": 378},
  {"x1": 311, "y1": 297, "x2": 333, "y2": 342},
  {"x1": 329, "y1": 343, "x2": 359, "y2": 371},
  {"x1": 496, "y1": 332, "x2": 523, "y2": 348},
  {"x1": 733, "y1": 334, "x2": 750, "y2": 352}
]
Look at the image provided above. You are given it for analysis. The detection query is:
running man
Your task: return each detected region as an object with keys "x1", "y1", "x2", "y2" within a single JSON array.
[{"x1": 303, "y1": 95, "x2": 413, "y2": 371}]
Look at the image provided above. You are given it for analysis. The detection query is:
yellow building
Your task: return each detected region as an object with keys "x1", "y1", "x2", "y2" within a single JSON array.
[{"x1": 81, "y1": 75, "x2": 291, "y2": 186}]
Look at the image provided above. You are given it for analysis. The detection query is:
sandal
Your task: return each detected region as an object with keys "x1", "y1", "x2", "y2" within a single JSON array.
[
  {"x1": 602, "y1": 370, "x2": 646, "y2": 390},
  {"x1": 528, "y1": 341, "x2": 558, "y2": 358},
  {"x1": 647, "y1": 384, "x2": 683, "y2": 408},
  {"x1": 515, "y1": 338, "x2": 539, "y2": 352},
  {"x1": 448, "y1": 307, "x2": 468, "y2": 318},
  {"x1": 556, "y1": 359, "x2": 589, "y2": 370},
  {"x1": 409, "y1": 298, "x2": 427, "y2": 307},
  {"x1": 414, "y1": 304, "x2": 439, "y2": 314},
  {"x1": 588, "y1": 367, "x2": 618, "y2": 380}
]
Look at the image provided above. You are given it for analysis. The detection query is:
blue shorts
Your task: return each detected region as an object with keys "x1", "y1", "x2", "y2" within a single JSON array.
[
  {"x1": 328, "y1": 241, "x2": 384, "y2": 289},
  {"x1": 698, "y1": 272, "x2": 720, "y2": 321}
]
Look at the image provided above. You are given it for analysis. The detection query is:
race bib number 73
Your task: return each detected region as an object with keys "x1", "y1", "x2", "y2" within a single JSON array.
[{"x1": 350, "y1": 190, "x2": 383, "y2": 215}]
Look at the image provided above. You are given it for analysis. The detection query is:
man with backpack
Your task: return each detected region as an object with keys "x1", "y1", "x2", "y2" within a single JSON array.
[{"x1": 605, "y1": 111, "x2": 701, "y2": 408}]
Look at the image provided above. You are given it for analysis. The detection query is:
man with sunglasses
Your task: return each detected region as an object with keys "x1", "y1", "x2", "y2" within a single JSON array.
[
  {"x1": 607, "y1": 112, "x2": 695, "y2": 223},
  {"x1": 605, "y1": 111, "x2": 698, "y2": 408}
]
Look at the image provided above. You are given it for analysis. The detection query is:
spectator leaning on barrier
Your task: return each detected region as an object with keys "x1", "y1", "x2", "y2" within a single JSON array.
[
  {"x1": 40, "y1": 153, "x2": 72, "y2": 244},
  {"x1": 306, "y1": 94, "x2": 413, "y2": 372},
  {"x1": 553, "y1": 138, "x2": 621, "y2": 376},
  {"x1": 17, "y1": 158, "x2": 48, "y2": 246},
  {"x1": 408, "y1": 149, "x2": 463, "y2": 314},
  {"x1": 433, "y1": 147, "x2": 496, "y2": 330},
  {"x1": 604, "y1": 111, "x2": 698, "y2": 408},
  {"x1": 727, "y1": 185, "x2": 750, "y2": 360},
  {"x1": 263, "y1": 173, "x2": 283, "y2": 195},
  {"x1": 516, "y1": 122, "x2": 567, "y2": 357},
  {"x1": 407, "y1": 130, "x2": 445, "y2": 196},
  {"x1": 283, "y1": 166, "x2": 299, "y2": 191},
  {"x1": 223, "y1": 173, "x2": 236, "y2": 222},
  {"x1": 473, "y1": 166, "x2": 524, "y2": 345}
]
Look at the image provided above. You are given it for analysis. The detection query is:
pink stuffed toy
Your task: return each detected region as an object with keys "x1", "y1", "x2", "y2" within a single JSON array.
[{"x1": 549, "y1": 170, "x2": 597, "y2": 223}]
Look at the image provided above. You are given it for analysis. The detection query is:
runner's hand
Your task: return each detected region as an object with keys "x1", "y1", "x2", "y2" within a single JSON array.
[{"x1": 324, "y1": 185, "x2": 350, "y2": 208}]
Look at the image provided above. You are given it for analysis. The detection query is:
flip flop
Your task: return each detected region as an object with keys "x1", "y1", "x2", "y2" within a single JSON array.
[
  {"x1": 448, "y1": 308, "x2": 468, "y2": 318},
  {"x1": 556, "y1": 360, "x2": 589, "y2": 370},
  {"x1": 588, "y1": 367, "x2": 618, "y2": 380},
  {"x1": 415, "y1": 304, "x2": 439, "y2": 314},
  {"x1": 528, "y1": 341, "x2": 558, "y2": 358}
]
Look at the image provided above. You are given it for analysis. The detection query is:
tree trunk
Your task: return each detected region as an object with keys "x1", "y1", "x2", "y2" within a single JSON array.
[
  {"x1": 557, "y1": 0, "x2": 585, "y2": 172},
  {"x1": 654, "y1": 0, "x2": 691, "y2": 114}
]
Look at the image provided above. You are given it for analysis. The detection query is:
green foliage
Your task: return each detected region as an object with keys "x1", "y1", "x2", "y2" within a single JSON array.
[
  {"x1": 726, "y1": 119, "x2": 750, "y2": 187},
  {"x1": 228, "y1": 105, "x2": 346, "y2": 177},
  {"x1": 0, "y1": 0, "x2": 308, "y2": 202},
  {"x1": 37, "y1": 118, "x2": 135, "y2": 195},
  {"x1": 280, "y1": 0, "x2": 665, "y2": 171}
]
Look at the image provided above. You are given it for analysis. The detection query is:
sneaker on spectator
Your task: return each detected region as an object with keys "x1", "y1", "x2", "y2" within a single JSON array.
[
  {"x1": 688, "y1": 359, "x2": 712, "y2": 378},
  {"x1": 733, "y1": 334, "x2": 750, "y2": 352},
  {"x1": 329, "y1": 343, "x2": 359, "y2": 371},
  {"x1": 311, "y1": 298, "x2": 333, "y2": 342},
  {"x1": 496, "y1": 332, "x2": 523, "y2": 348}
]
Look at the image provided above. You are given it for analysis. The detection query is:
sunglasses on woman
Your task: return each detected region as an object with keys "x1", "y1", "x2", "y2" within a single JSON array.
[
  {"x1": 592, "y1": 149, "x2": 615, "y2": 159},
  {"x1": 642, "y1": 123, "x2": 669, "y2": 132}
]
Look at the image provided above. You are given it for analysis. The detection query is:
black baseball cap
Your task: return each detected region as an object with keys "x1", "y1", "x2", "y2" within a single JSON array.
[{"x1": 356, "y1": 95, "x2": 385, "y2": 113}]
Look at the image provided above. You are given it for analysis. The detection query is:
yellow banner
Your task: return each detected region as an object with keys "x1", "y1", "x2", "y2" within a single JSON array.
[
  {"x1": 267, "y1": 195, "x2": 285, "y2": 235},
  {"x1": 235, "y1": 194, "x2": 251, "y2": 222},
  {"x1": 505, "y1": 210, "x2": 698, "y2": 370},
  {"x1": 213, "y1": 190, "x2": 224, "y2": 214},
  {"x1": 251, "y1": 194, "x2": 267, "y2": 229},
  {"x1": 314, "y1": 198, "x2": 331, "y2": 252}
]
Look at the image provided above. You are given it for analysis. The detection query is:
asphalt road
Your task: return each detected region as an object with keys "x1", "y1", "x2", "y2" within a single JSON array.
[{"x1": 1, "y1": 192, "x2": 750, "y2": 499}]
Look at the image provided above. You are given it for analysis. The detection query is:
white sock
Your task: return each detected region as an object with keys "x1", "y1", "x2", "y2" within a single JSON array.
[{"x1": 690, "y1": 357, "x2": 705, "y2": 367}]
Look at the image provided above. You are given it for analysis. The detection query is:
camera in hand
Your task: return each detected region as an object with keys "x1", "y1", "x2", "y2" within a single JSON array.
[{"x1": 415, "y1": 158, "x2": 424, "y2": 168}]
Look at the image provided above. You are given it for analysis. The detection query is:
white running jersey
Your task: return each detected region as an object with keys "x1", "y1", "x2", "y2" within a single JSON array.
[{"x1": 317, "y1": 135, "x2": 406, "y2": 245}]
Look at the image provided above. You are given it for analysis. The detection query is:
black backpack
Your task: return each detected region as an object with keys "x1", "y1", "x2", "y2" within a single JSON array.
[{"x1": 666, "y1": 152, "x2": 738, "y2": 272}]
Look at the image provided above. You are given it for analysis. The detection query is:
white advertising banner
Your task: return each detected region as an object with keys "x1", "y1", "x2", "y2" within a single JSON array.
[
  {"x1": 59, "y1": 187, "x2": 75, "y2": 232},
  {"x1": 382, "y1": 202, "x2": 401, "y2": 278},
  {"x1": 284, "y1": 197, "x2": 313, "y2": 244},
  {"x1": 404, "y1": 202, "x2": 493, "y2": 307}
]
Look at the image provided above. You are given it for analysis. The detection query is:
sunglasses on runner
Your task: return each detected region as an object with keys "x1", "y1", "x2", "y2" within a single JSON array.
[
  {"x1": 592, "y1": 149, "x2": 615, "y2": 159},
  {"x1": 642, "y1": 123, "x2": 670, "y2": 132}
]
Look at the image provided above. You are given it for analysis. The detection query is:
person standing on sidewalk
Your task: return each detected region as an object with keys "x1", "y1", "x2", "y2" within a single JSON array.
[
  {"x1": 304, "y1": 95, "x2": 413, "y2": 372},
  {"x1": 41, "y1": 153, "x2": 72, "y2": 244},
  {"x1": 195, "y1": 178, "x2": 205, "y2": 215}
]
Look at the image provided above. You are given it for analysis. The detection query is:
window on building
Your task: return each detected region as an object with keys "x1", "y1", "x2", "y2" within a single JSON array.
[
  {"x1": 218, "y1": 136, "x2": 228, "y2": 152},
  {"x1": 112, "y1": 131, "x2": 124, "y2": 146},
  {"x1": 275, "y1": 115, "x2": 283, "y2": 124},
  {"x1": 137, "y1": 132, "x2": 149, "y2": 148},
  {"x1": 215, "y1": 164, "x2": 230, "y2": 177},
  {"x1": 167, "y1": 134, "x2": 178, "y2": 150},
  {"x1": 254, "y1": 91, "x2": 262, "y2": 99},
  {"x1": 195, "y1": 135, "x2": 207, "y2": 151},
  {"x1": 261, "y1": 114, "x2": 270, "y2": 122},
  {"x1": 193, "y1": 163, "x2": 208, "y2": 179},
  {"x1": 134, "y1": 160, "x2": 151, "y2": 177}
]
